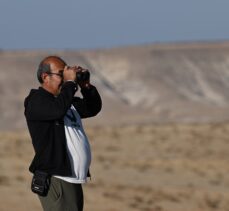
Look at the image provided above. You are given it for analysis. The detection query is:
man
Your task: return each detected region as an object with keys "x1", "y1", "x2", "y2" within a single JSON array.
[{"x1": 24, "y1": 56, "x2": 102, "y2": 211}]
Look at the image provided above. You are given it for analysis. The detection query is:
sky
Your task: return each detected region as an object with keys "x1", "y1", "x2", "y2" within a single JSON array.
[{"x1": 0, "y1": 0, "x2": 229, "y2": 50}]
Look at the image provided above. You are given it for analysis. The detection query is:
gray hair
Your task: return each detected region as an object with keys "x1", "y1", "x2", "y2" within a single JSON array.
[{"x1": 37, "y1": 63, "x2": 51, "y2": 84}]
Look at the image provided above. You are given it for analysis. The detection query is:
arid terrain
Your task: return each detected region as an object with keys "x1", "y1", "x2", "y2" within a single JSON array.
[
  {"x1": 2, "y1": 42, "x2": 229, "y2": 130},
  {"x1": 1, "y1": 42, "x2": 229, "y2": 211},
  {"x1": 0, "y1": 124, "x2": 229, "y2": 211}
]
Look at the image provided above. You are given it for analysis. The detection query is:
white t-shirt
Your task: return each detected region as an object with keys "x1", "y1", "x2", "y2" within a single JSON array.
[{"x1": 55, "y1": 105, "x2": 91, "y2": 183}]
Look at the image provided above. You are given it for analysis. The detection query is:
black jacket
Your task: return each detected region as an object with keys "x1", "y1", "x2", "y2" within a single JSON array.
[{"x1": 24, "y1": 81, "x2": 102, "y2": 176}]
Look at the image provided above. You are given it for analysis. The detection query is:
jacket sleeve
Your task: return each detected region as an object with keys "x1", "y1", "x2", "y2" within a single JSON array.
[
  {"x1": 72, "y1": 85, "x2": 102, "y2": 118},
  {"x1": 24, "y1": 81, "x2": 77, "y2": 121}
]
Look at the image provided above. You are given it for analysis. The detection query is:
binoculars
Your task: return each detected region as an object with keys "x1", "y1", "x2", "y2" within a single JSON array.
[{"x1": 76, "y1": 67, "x2": 90, "y2": 83}]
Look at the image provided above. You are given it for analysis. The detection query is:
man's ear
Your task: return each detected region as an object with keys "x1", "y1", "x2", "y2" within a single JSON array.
[{"x1": 41, "y1": 72, "x2": 49, "y2": 83}]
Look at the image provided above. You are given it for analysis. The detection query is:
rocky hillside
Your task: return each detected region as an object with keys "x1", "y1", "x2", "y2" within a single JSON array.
[{"x1": 1, "y1": 41, "x2": 229, "y2": 131}]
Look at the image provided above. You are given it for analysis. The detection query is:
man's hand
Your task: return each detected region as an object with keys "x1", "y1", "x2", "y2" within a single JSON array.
[
  {"x1": 78, "y1": 80, "x2": 91, "y2": 89},
  {"x1": 63, "y1": 66, "x2": 77, "y2": 82}
]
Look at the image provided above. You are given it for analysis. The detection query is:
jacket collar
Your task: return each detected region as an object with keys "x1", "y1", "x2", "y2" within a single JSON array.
[{"x1": 38, "y1": 87, "x2": 55, "y2": 98}]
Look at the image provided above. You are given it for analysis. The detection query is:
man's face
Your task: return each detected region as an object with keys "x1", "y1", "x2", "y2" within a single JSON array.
[{"x1": 43, "y1": 61, "x2": 65, "y2": 96}]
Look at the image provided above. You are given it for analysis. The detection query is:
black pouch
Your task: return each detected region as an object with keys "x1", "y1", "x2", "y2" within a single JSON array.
[{"x1": 31, "y1": 171, "x2": 50, "y2": 196}]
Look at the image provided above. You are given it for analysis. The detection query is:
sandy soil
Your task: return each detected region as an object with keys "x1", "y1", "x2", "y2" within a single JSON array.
[{"x1": 0, "y1": 123, "x2": 229, "y2": 211}]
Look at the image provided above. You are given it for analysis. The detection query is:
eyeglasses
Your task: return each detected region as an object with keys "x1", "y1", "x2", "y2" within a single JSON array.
[{"x1": 47, "y1": 72, "x2": 63, "y2": 78}]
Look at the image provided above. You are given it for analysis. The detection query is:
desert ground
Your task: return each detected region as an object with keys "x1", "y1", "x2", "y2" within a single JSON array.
[
  {"x1": 0, "y1": 123, "x2": 229, "y2": 211},
  {"x1": 1, "y1": 42, "x2": 229, "y2": 211}
]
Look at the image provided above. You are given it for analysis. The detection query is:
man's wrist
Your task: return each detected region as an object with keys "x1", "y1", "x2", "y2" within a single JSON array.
[
  {"x1": 65, "y1": 80, "x2": 76, "y2": 83},
  {"x1": 62, "y1": 80, "x2": 78, "y2": 91}
]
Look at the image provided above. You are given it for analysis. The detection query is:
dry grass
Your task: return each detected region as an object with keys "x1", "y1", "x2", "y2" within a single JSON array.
[{"x1": 0, "y1": 123, "x2": 229, "y2": 211}]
